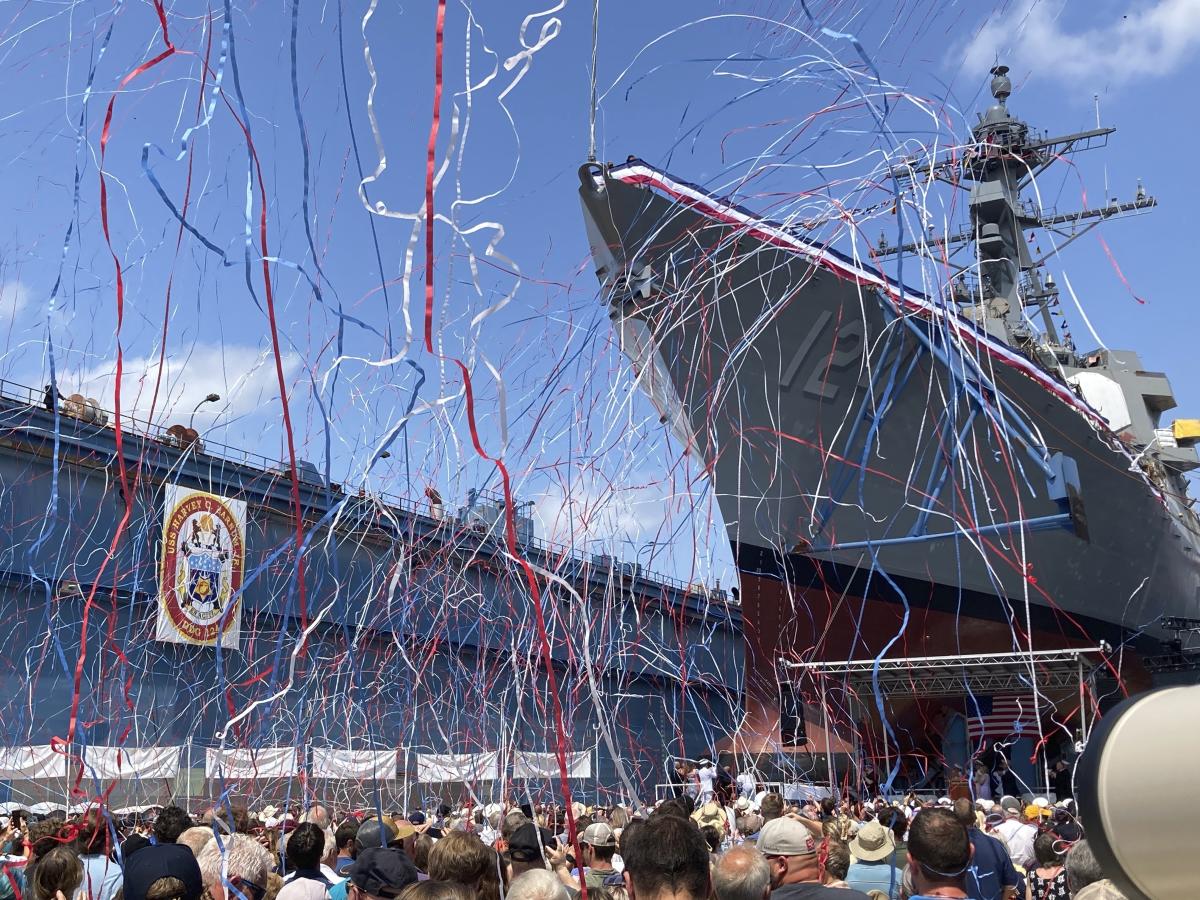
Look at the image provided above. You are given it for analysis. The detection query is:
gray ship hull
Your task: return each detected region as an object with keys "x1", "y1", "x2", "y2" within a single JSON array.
[{"x1": 579, "y1": 161, "x2": 1200, "y2": 645}]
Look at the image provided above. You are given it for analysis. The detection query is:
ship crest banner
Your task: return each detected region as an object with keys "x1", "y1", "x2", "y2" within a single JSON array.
[{"x1": 157, "y1": 484, "x2": 245, "y2": 648}]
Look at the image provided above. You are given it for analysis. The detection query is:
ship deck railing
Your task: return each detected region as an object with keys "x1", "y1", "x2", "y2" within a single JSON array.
[{"x1": 0, "y1": 376, "x2": 732, "y2": 606}]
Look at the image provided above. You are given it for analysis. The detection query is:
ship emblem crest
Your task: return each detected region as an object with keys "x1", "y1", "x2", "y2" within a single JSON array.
[{"x1": 160, "y1": 491, "x2": 244, "y2": 644}]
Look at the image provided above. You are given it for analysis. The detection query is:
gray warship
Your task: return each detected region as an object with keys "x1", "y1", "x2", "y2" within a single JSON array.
[{"x1": 578, "y1": 66, "x2": 1200, "y2": 676}]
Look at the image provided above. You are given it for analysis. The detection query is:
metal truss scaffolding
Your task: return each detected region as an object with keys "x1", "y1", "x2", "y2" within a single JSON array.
[{"x1": 780, "y1": 644, "x2": 1110, "y2": 795}]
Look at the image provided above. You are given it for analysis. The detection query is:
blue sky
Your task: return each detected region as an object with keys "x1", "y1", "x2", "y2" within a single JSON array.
[{"x1": 0, "y1": 0, "x2": 1197, "y2": 587}]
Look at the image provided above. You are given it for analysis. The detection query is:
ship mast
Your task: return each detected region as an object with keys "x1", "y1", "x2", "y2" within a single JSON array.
[
  {"x1": 969, "y1": 65, "x2": 1035, "y2": 334},
  {"x1": 882, "y1": 65, "x2": 1156, "y2": 365}
]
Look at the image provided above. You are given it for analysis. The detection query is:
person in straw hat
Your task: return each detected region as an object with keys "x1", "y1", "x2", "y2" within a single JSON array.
[
  {"x1": 692, "y1": 802, "x2": 728, "y2": 834},
  {"x1": 845, "y1": 820, "x2": 902, "y2": 899}
]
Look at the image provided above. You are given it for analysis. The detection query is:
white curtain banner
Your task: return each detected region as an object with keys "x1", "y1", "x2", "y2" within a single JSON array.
[
  {"x1": 512, "y1": 750, "x2": 592, "y2": 779},
  {"x1": 416, "y1": 752, "x2": 499, "y2": 783},
  {"x1": 312, "y1": 749, "x2": 397, "y2": 780},
  {"x1": 157, "y1": 484, "x2": 247, "y2": 649},
  {"x1": 783, "y1": 782, "x2": 832, "y2": 802},
  {"x1": 73, "y1": 746, "x2": 181, "y2": 780},
  {"x1": 205, "y1": 747, "x2": 297, "y2": 779},
  {"x1": 0, "y1": 746, "x2": 64, "y2": 779}
]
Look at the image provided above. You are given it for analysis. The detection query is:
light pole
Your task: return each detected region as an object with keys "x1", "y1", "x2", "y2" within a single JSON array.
[{"x1": 189, "y1": 393, "x2": 221, "y2": 430}]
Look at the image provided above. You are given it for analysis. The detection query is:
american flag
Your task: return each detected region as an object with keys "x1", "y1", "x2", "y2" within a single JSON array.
[{"x1": 966, "y1": 695, "x2": 1033, "y2": 741}]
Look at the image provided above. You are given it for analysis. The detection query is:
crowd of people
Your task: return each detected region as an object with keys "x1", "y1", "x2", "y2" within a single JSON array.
[{"x1": 0, "y1": 785, "x2": 1130, "y2": 900}]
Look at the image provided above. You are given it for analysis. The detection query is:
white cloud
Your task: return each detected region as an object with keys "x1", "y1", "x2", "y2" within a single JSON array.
[
  {"x1": 532, "y1": 481, "x2": 663, "y2": 551},
  {"x1": 527, "y1": 476, "x2": 737, "y2": 589},
  {"x1": 0, "y1": 281, "x2": 30, "y2": 321},
  {"x1": 962, "y1": 0, "x2": 1200, "y2": 85},
  {"x1": 73, "y1": 344, "x2": 303, "y2": 430}
]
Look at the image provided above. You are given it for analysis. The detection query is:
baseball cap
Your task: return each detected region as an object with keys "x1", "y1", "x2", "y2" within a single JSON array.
[
  {"x1": 1000, "y1": 796, "x2": 1022, "y2": 814},
  {"x1": 757, "y1": 817, "x2": 817, "y2": 857},
  {"x1": 356, "y1": 816, "x2": 399, "y2": 849},
  {"x1": 408, "y1": 811, "x2": 426, "y2": 825},
  {"x1": 122, "y1": 833, "x2": 152, "y2": 859},
  {"x1": 580, "y1": 822, "x2": 616, "y2": 847},
  {"x1": 123, "y1": 843, "x2": 203, "y2": 900},
  {"x1": 347, "y1": 846, "x2": 419, "y2": 898},
  {"x1": 508, "y1": 823, "x2": 548, "y2": 863}
]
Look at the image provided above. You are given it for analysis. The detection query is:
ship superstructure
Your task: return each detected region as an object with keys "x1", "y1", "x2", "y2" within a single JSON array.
[{"x1": 578, "y1": 66, "x2": 1200, "y2": 687}]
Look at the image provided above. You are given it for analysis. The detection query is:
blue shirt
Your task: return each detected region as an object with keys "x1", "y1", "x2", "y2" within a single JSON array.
[
  {"x1": 80, "y1": 854, "x2": 122, "y2": 900},
  {"x1": 845, "y1": 860, "x2": 902, "y2": 900},
  {"x1": 0, "y1": 858, "x2": 25, "y2": 900},
  {"x1": 967, "y1": 828, "x2": 1023, "y2": 900}
]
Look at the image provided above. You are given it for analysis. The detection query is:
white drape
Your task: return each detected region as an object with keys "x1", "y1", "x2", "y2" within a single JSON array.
[
  {"x1": 0, "y1": 746, "x2": 63, "y2": 779},
  {"x1": 205, "y1": 746, "x2": 297, "y2": 778},
  {"x1": 74, "y1": 746, "x2": 181, "y2": 780},
  {"x1": 415, "y1": 752, "x2": 499, "y2": 783},
  {"x1": 311, "y1": 748, "x2": 397, "y2": 779},
  {"x1": 512, "y1": 750, "x2": 592, "y2": 779}
]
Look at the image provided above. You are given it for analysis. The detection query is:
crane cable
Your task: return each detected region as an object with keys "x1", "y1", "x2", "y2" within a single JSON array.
[{"x1": 588, "y1": 0, "x2": 599, "y2": 161}]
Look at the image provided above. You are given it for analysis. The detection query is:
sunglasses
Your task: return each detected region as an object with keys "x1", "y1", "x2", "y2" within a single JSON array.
[
  {"x1": 350, "y1": 883, "x2": 403, "y2": 900},
  {"x1": 227, "y1": 879, "x2": 266, "y2": 900}
]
